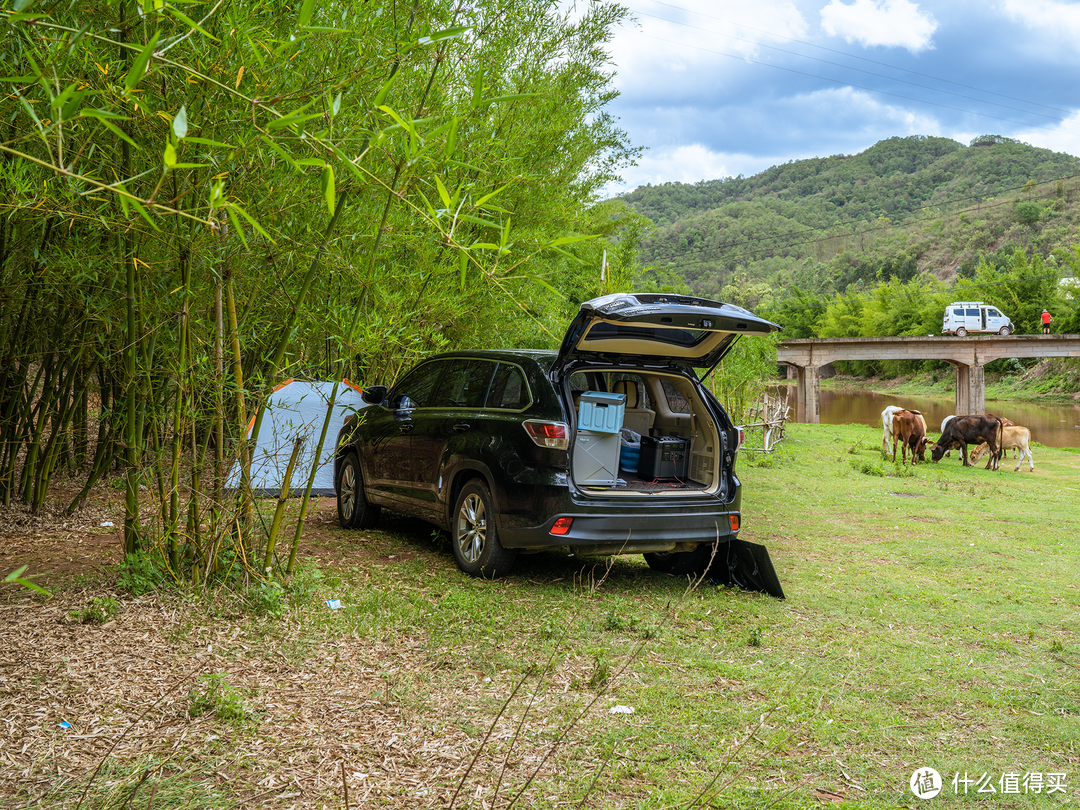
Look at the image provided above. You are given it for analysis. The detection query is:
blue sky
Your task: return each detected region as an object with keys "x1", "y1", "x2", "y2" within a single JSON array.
[{"x1": 602, "y1": 0, "x2": 1080, "y2": 194}]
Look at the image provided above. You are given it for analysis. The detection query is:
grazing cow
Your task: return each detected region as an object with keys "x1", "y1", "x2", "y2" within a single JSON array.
[
  {"x1": 970, "y1": 425, "x2": 1034, "y2": 472},
  {"x1": 939, "y1": 414, "x2": 1015, "y2": 459},
  {"x1": 930, "y1": 415, "x2": 1004, "y2": 469},
  {"x1": 882, "y1": 406, "x2": 928, "y2": 457},
  {"x1": 891, "y1": 409, "x2": 928, "y2": 465}
]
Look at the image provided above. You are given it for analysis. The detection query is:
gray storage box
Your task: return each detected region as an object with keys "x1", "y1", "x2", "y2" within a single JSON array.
[{"x1": 573, "y1": 429, "x2": 621, "y2": 486}]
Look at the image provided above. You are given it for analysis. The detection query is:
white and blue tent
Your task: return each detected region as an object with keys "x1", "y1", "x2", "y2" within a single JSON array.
[{"x1": 225, "y1": 379, "x2": 368, "y2": 497}]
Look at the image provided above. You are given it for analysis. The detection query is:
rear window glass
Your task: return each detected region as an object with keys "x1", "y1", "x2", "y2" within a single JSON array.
[
  {"x1": 430, "y1": 359, "x2": 496, "y2": 409},
  {"x1": 660, "y1": 380, "x2": 690, "y2": 414},
  {"x1": 583, "y1": 322, "x2": 709, "y2": 347},
  {"x1": 486, "y1": 364, "x2": 530, "y2": 410}
]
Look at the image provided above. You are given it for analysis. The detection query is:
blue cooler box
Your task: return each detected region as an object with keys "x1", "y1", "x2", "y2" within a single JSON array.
[{"x1": 577, "y1": 391, "x2": 625, "y2": 433}]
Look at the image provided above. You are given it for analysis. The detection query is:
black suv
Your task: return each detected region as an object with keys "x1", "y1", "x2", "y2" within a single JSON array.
[{"x1": 334, "y1": 293, "x2": 783, "y2": 595}]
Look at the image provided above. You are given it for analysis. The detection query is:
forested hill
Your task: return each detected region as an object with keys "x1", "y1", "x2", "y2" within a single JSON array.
[
  {"x1": 623, "y1": 135, "x2": 1076, "y2": 227},
  {"x1": 618, "y1": 135, "x2": 1080, "y2": 310}
]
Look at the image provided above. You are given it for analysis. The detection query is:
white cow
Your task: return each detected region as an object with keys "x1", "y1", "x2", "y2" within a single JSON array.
[
  {"x1": 970, "y1": 425, "x2": 1034, "y2": 472},
  {"x1": 881, "y1": 406, "x2": 928, "y2": 457}
]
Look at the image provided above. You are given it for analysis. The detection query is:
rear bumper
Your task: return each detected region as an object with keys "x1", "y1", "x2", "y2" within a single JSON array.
[{"x1": 499, "y1": 506, "x2": 738, "y2": 554}]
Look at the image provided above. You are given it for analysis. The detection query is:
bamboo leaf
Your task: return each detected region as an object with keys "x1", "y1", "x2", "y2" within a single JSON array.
[
  {"x1": 458, "y1": 213, "x2": 500, "y2": 229},
  {"x1": 80, "y1": 108, "x2": 129, "y2": 121},
  {"x1": 478, "y1": 92, "x2": 539, "y2": 107},
  {"x1": 459, "y1": 251, "x2": 468, "y2": 290},
  {"x1": 417, "y1": 25, "x2": 470, "y2": 45},
  {"x1": 267, "y1": 111, "x2": 322, "y2": 131},
  {"x1": 475, "y1": 182, "x2": 510, "y2": 210},
  {"x1": 298, "y1": 0, "x2": 316, "y2": 28},
  {"x1": 226, "y1": 205, "x2": 250, "y2": 250},
  {"x1": 373, "y1": 68, "x2": 400, "y2": 107},
  {"x1": 229, "y1": 200, "x2": 274, "y2": 243},
  {"x1": 96, "y1": 118, "x2": 139, "y2": 149},
  {"x1": 545, "y1": 234, "x2": 598, "y2": 247},
  {"x1": 165, "y1": 6, "x2": 220, "y2": 41},
  {"x1": 164, "y1": 141, "x2": 177, "y2": 167},
  {"x1": 470, "y1": 65, "x2": 484, "y2": 109},
  {"x1": 124, "y1": 31, "x2": 160, "y2": 92},
  {"x1": 172, "y1": 105, "x2": 188, "y2": 139},
  {"x1": 444, "y1": 116, "x2": 458, "y2": 158},
  {"x1": 128, "y1": 197, "x2": 161, "y2": 231},
  {"x1": 322, "y1": 165, "x2": 335, "y2": 216},
  {"x1": 3, "y1": 566, "x2": 50, "y2": 597},
  {"x1": 523, "y1": 274, "x2": 562, "y2": 296},
  {"x1": 434, "y1": 176, "x2": 452, "y2": 209}
]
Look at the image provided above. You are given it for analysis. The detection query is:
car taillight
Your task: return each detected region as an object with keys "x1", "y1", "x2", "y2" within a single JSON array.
[
  {"x1": 736, "y1": 427, "x2": 745, "y2": 449},
  {"x1": 523, "y1": 420, "x2": 569, "y2": 450},
  {"x1": 550, "y1": 517, "x2": 573, "y2": 536},
  {"x1": 730, "y1": 514, "x2": 740, "y2": 532}
]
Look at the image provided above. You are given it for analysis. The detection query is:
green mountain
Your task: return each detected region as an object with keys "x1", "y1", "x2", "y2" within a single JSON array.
[{"x1": 621, "y1": 135, "x2": 1080, "y2": 306}]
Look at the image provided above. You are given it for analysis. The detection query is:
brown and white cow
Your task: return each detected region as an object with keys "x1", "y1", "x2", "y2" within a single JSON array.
[
  {"x1": 930, "y1": 415, "x2": 1004, "y2": 469},
  {"x1": 970, "y1": 425, "x2": 1034, "y2": 472},
  {"x1": 882, "y1": 406, "x2": 928, "y2": 458},
  {"x1": 891, "y1": 409, "x2": 928, "y2": 465}
]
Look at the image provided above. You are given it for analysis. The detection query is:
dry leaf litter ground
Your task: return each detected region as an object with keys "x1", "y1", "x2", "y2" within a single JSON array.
[{"x1": 0, "y1": 497, "x2": 617, "y2": 809}]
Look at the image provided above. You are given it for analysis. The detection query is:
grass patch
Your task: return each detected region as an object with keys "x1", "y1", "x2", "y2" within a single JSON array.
[{"x1": 7, "y1": 422, "x2": 1080, "y2": 808}]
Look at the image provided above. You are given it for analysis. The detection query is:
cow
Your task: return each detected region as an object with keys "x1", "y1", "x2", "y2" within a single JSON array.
[
  {"x1": 970, "y1": 425, "x2": 1034, "y2": 472},
  {"x1": 881, "y1": 406, "x2": 928, "y2": 458},
  {"x1": 939, "y1": 415, "x2": 1015, "y2": 459},
  {"x1": 891, "y1": 409, "x2": 928, "y2": 465},
  {"x1": 929, "y1": 415, "x2": 1004, "y2": 469}
]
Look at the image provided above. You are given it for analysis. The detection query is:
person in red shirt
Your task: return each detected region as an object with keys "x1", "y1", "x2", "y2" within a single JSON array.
[{"x1": 1041, "y1": 309, "x2": 1053, "y2": 334}]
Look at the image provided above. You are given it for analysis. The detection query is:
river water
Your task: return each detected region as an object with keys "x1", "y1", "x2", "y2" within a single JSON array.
[{"x1": 792, "y1": 387, "x2": 1080, "y2": 448}]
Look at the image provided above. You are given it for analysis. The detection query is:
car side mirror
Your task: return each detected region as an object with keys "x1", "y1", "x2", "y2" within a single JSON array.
[
  {"x1": 396, "y1": 395, "x2": 417, "y2": 412},
  {"x1": 361, "y1": 385, "x2": 387, "y2": 405}
]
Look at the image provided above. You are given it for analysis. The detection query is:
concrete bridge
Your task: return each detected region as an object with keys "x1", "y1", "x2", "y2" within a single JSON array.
[{"x1": 777, "y1": 335, "x2": 1080, "y2": 423}]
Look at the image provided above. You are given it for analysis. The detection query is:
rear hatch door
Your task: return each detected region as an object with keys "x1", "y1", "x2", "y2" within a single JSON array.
[{"x1": 555, "y1": 293, "x2": 780, "y2": 373}]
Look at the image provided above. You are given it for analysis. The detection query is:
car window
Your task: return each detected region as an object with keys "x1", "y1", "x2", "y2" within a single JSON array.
[
  {"x1": 486, "y1": 363, "x2": 530, "y2": 410},
  {"x1": 988, "y1": 309, "x2": 1001, "y2": 317},
  {"x1": 606, "y1": 373, "x2": 651, "y2": 409},
  {"x1": 660, "y1": 379, "x2": 690, "y2": 414},
  {"x1": 393, "y1": 360, "x2": 447, "y2": 407},
  {"x1": 965, "y1": 308, "x2": 979, "y2": 317},
  {"x1": 952, "y1": 308, "x2": 963, "y2": 316},
  {"x1": 430, "y1": 358, "x2": 496, "y2": 409}
]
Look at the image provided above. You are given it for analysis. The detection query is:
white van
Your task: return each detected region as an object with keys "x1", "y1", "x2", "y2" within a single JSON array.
[{"x1": 942, "y1": 302, "x2": 1013, "y2": 336}]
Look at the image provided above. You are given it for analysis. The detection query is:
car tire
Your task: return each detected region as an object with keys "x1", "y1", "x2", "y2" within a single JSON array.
[
  {"x1": 337, "y1": 452, "x2": 380, "y2": 530},
  {"x1": 999, "y1": 326, "x2": 1012, "y2": 336},
  {"x1": 955, "y1": 327, "x2": 967, "y2": 337},
  {"x1": 452, "y1": 480, "x2": 516, "y2": 578}
]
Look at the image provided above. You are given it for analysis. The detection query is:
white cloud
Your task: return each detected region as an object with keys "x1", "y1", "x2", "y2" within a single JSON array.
[
  {"x1": 998, "y1": 0, "x2": 1080, "y2": 43},
  {"x1": 606, "y1": 144, "x2": 783, "y2": 196},
  {"x1": 609, "y1": 0, "x2": 810, "y2": 93},
  {"x1": 1014, "y1": 111, "x2": 1080, "y2": 157},
  {"x1": 819, "y1": 0, "x2": 937, "y2": 51}
]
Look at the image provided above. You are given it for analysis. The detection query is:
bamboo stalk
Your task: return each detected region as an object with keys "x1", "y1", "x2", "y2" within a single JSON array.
[{"x1": 263, "y1": 435, "x2": 305, "y2": 575}]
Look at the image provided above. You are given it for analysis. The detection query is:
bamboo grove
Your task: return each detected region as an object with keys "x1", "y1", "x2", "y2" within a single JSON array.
[{"x1": 0, "y1": 0, "x2": 639, "y2": 586}]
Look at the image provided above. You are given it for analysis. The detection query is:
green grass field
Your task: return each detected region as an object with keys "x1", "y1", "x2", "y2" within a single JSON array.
[{"x1": 9, "y1": 423, "x2": 1079, "y2": 808}]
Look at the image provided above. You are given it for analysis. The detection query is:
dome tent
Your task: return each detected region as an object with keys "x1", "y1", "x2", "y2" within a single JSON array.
[{"x1": 225, "y1": 379, "x2": 368, "y2": 497}]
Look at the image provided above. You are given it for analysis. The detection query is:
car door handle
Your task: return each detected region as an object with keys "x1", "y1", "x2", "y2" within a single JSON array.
[
  {"x1": 399, "y1": 423, "x2": 414, "y2": 434},
  {"x1": 453, "y1": 422, "x2": 471, "y2": 433}
]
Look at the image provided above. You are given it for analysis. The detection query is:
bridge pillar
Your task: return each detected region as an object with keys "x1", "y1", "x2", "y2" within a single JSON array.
[
  {"x1": 793, "y1": 365, "x2": 820, "y2": 424},
  {"x1": 950, "y1": 362, "x2": 985, "y2": 415}
]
